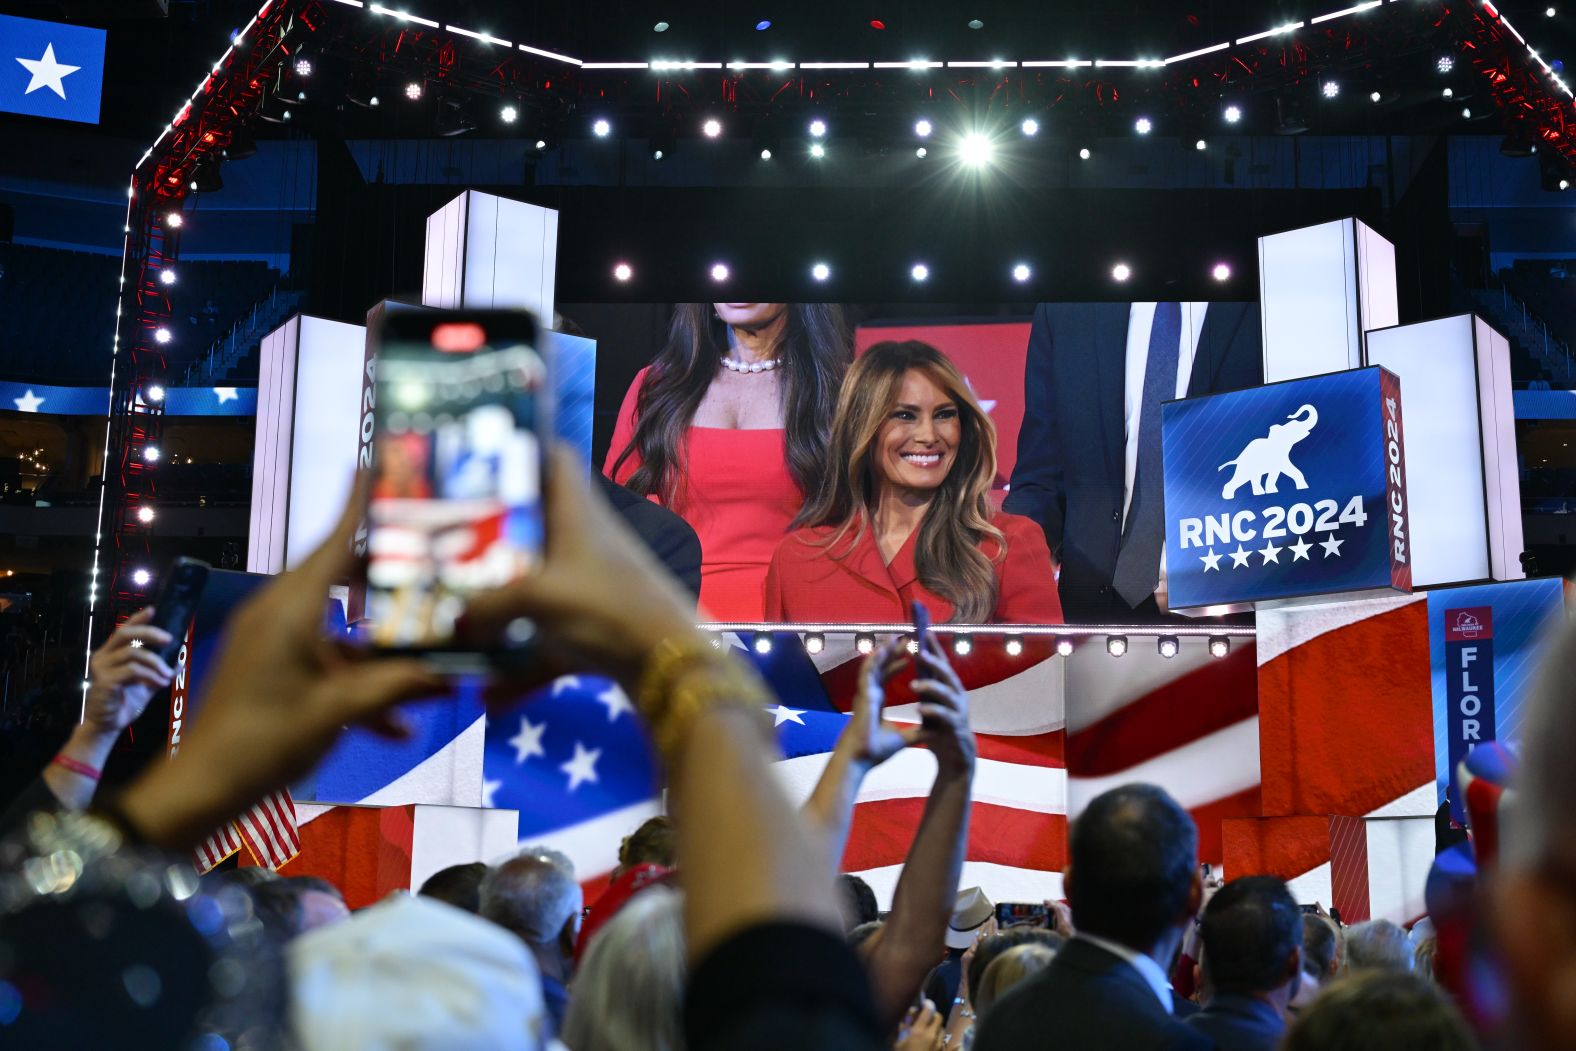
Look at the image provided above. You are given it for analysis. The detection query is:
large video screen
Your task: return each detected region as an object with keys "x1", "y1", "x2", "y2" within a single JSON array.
[{"x1": 567, "y1": 301, "x2": 1263, "y2": 625}]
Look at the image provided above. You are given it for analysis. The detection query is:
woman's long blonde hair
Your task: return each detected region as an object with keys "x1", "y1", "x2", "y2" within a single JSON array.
[{"x1": 798, "y1": 340, "x2": 1004, "y2": 622}]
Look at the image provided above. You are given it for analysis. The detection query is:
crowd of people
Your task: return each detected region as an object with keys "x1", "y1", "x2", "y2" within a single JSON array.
[{"x1": 0, "y1": 448, "x2": 1571, "y2": 1050}]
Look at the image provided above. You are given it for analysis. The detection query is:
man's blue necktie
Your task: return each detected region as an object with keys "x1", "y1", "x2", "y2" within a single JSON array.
[{"x1": 1113, "y1": 302, "x2": 1182, "y2": 608}]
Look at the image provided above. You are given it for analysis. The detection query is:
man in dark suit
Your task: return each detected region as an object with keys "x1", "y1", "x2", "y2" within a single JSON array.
[
  {"x1": 972, "y1": 784, "x2": 1210, "y2": 1051},
  {"x1": 597, "y1": 474, "x2": 703, "y2": 602},
  {"x1": 1187, "y1": 877, "x2": 1303, "y2": 1051},
  {"x1": 1003, "y1": 302, "x2": 1262, "y2": 622}
]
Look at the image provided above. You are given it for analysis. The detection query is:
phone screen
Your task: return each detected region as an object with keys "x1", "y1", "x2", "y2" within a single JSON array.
[{"x1": 366, "y1": 312, "x2": 546, "y2": 651}]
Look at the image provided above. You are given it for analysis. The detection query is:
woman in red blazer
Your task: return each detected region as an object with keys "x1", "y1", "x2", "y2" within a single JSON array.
[
  {"x1": 606, "y1": 303, "x2": 851, "y2": 621},
  {"x1": 765, "y1": 341, "x2": 1063, "y2": 624}
]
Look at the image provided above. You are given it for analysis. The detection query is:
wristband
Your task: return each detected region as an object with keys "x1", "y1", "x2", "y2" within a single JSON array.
[
  {"x1": 52, "y1": 755, "x2": 102, "y2": 781},
  {"x1": 636, "y1": 634, "x2": 773, "y2": 760}
]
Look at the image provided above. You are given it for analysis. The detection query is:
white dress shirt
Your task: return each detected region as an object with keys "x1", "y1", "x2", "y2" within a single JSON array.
[
  {"x1": 1120, "y1": 302, "x2": 1209, "y2": 601},
  {"x1": 1072, "y1": 932, "x2": 1176, "y2": 1014}
]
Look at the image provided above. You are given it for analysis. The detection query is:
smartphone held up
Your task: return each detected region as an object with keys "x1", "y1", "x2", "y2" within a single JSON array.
[{"x1": 362, "y1": 309, "x2": 550, "y2": 670}]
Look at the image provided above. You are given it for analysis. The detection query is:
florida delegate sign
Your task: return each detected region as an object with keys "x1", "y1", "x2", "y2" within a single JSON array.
[{"x1": 1162, "y1": 366, "x2": 1411, "y2": 611}]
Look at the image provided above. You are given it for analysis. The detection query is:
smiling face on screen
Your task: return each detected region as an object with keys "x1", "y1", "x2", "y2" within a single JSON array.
[{"x1": 873, "y1": 368, "x2": 961, "y2": 500}]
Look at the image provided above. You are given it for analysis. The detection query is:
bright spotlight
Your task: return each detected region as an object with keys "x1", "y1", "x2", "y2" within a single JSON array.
[
  {"x1": 703, "y1": 118, "x2": 722, "y2": 138},
  {"x1": 953, "y1": 636, "x2": 973, "y2": 656},
  {"x1": 1209, "y1": 636, "x2": 1231, "y2": 659},
  {"x1": 1442, "y1": 87, "x2": 1454, "y2": 98},
  {"x1": 915, "y1": 146, "x2": 928, "y2": 158},
  {"x1": 593, "y1": 118, "x2": 611, "y2": 137},
  {"x1": 811, "y1": 262, "x2": 831, "y2": 282},
  {"x1": 855, "y1": 633, "x2": 875, "y2": 655},
  {"x1": 165, "y1": 212, "x2": 184, "y2": 229},
  {"x1": 159, "y1": 269, "x2": 176, "y2": 285},
  {"x1": 910, "y1": 262, "x2": 930, "y2": 282},
  {"x1": 405, "y1": 81, "x2": 423, "y2": 100},
  {"x1": 1021, "y1": 117, "x2": 1039, "y2": 136},
  {"x1": 1195, "y1": 138, "x2": 1207, "y2": 150},
  {"x1": 1436, "y1": 53, "x2": 1456, "y2": 74},
  {"x1": 535, "y1": 139, "x2": 548, "y2": 150},
  {"x1": 1462, "y1": 106, "x2": 1473, "y2": 119},
  {"x1": 154, "y1": 328, "x2": 172, "y2": 344},
  {"x1": 137, "y1": 506, "x2": 155, "y2": 524},
  {"x1": 612, "y1": 262, "x2": 633, "y2": 282},
  {"x1": 132, "y1": 569, "x2": 152, "y2": 588},
  {"x1": 501, "y1": 105, "x2": 518, "y2": 123},
  {"x1": 710, "y1": 262, "x2": 730, "y2": 282},
  {"x1": 654, "y1": 149, "x2": 665, "y2": 160},
  {"x1": 805, "y1": 632, "x2": 825, "y2": 654},
  {"x1": 1561, "y1": 179, "x2": 1571, "y2": 191},
  {"x1": 1078, "y1": 146, "x2": 1091, "y2": 160},
  {"x1": 1012, "y1": 263, "x2": 1032, "y2": 283},
  {"x1": 1111, "y1": 263, "x2": 1132, "y2": 282},
  {"x1": 1547, "y1": 5, "x2": 1557, "y2": 15},
  {"x1": 1107, "y1": 635, "x2": 1129, "y2": 657},
  {"x1": 1004, "y1": 635, "x2": 1024, "y2": 657},
  {"x1": 1321, "y1": 79, "x2": 1340, "y2": 99},
  {"x1": 1134, "y1": 116, "x2": 1152, "y2": 135},
  {"x1": 808, "y1": 118, "x2": 827, "y2": 137},
  {"x1": 1223, "y1": 104, "x2": 1242, "y2": 124},
  {"x1": 759, "y1": 148, "x2": 772, "y2": 159},
  {"x1": 1055, "y1": 637, "x2": 1075, "y2": 657},
  {"x1": 756, "y1": 19, "x2": 772, "y2": 31},
  {"x1": 144, "y1": 446, "x2": 161, "y2": 463},
  {"x1": 914, "y1": 118, "x2": 933, "y2": 137},
  {"x1": 809, "y1": 142, "x2": 825, "y2": 158},
  {"x1": 959, "y1": 132, "x2": 993, "y2": 167},
  {"x1": 1370, "y1": 90, "x2": 1382, "y2": 103},
  {"x1": 753, "y1": 632, "x2": 773, "y2": 654},
  {"x1": 906, "y1": 636, "x2": 920, "y2": 655},
  {"x1": 294, "y1": 56, "x2": 312, "y2": 76},
  {"x1": 146, "y1": 385, "x2": 165, "y2": 402},
  {"x1": 1212, "y1": 262, "x2": 1232, "y2": 282},
  {"x1": 1157, "y1": 635, "x2": 1180, "y2": 659}
]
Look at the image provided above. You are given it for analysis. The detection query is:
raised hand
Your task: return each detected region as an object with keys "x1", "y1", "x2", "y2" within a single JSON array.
[
  {"x1": 842, "y1": 637, "x2": 920, "y2": 769},
  {"x1": 84, "y1": 607, "x2": 174, "y2": 736},
  {"x1": 912, "y1": 634, "x2": 975, "y2": 778}
]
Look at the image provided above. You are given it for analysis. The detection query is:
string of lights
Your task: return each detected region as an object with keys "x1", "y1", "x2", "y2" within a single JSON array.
[{"x1": 700, "y1": 624, "x2": 1247, "y2": 660}]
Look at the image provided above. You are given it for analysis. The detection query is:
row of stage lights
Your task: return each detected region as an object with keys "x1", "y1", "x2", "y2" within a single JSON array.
[
  {"x1": 609, "y1": 259, "x2": 1234, "y2": 284},
  {"x1": 748, "y1": 630, "x2": 1233, "y2": 659}
]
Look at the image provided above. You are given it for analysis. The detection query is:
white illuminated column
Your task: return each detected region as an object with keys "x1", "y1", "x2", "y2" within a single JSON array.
[
  {"x1": 1257, "y1": 218, "x2": 1399, "y2": 383},
  {"x1": 1365, "y1": 315, "x2": 1524, "y2": 585},
  {"x1": 423, "y1": 190, "x2": 559, "y2": 319},
  {"x1": 248, "y1": 315, "x2": 369, "y2": 573}
]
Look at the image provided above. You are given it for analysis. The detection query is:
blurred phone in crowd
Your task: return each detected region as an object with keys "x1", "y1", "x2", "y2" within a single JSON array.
[
  {"x1": 149, "y1": 557, "x2": 210, "y2": 663},
  {"x1": 995, "y1": 902, "x2": 1050, "y2": 928},
  {"x1": 911, "y1": 599, "x2": 932, "y2": 654},
  {"x1": 364, "y1": 309, "x2": 549, "y2": 671}
]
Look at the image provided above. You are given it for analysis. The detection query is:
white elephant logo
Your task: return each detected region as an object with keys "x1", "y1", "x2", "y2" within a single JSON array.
[{"x1": 1218, "y1": 404, "x2": 1318, "y2": 499}]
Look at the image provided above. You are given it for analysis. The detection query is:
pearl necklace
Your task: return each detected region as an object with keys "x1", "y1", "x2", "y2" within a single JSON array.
[{"x1": 719, "y1": 355, "x2": 780, "y2": 374}]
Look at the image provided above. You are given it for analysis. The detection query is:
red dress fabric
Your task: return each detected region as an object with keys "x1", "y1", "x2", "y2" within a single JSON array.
[
  {"x1": 605, "y1": 367, "x2": 804, "y2": 621},
  {"x1": 764, "y1": 512, "x2": 1064, "y2": 624}
]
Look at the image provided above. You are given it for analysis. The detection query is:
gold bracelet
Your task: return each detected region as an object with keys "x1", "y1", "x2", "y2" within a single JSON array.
[{"x1": 636, "y1": 634, "x2": 774, "y2": 759}]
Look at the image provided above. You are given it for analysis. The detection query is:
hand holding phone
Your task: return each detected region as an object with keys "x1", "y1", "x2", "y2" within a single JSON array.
[
  {"x1": 364, "y1": 309, "x2": 549, "y2": 671},
  {"x1": 149, "y1": 557, "x2": 210, "y2": 665},
  {"x1": 911, "y1": 600, "x2": 932, "y2": 657}
]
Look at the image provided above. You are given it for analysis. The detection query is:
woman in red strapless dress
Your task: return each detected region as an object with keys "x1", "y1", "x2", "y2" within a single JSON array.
[
  {"x1": 765, "y1": 340, "x2": 1062, "y2": 625},
  {"x1": 605, "y1": 303, "x2": 851, "y2": 620}
]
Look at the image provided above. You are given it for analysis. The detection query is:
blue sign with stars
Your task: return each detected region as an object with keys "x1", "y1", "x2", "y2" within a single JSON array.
[
  {"x1": 0, "y1": 14, "x2": 106, "y2": 125},
  {"x1": 1162, "y1": 366, "x2": 1412, "y2": 611}
]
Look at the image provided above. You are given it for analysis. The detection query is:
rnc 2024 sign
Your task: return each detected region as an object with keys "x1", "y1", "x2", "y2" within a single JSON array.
[{"x1": 1161, "y1": 366, "x2": 1411, "y2": 611}]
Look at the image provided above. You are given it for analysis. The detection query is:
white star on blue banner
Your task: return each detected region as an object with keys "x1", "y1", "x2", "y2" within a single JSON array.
[{"x1": 0, "y1": 15, "x2": 104, "y2": 124}]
